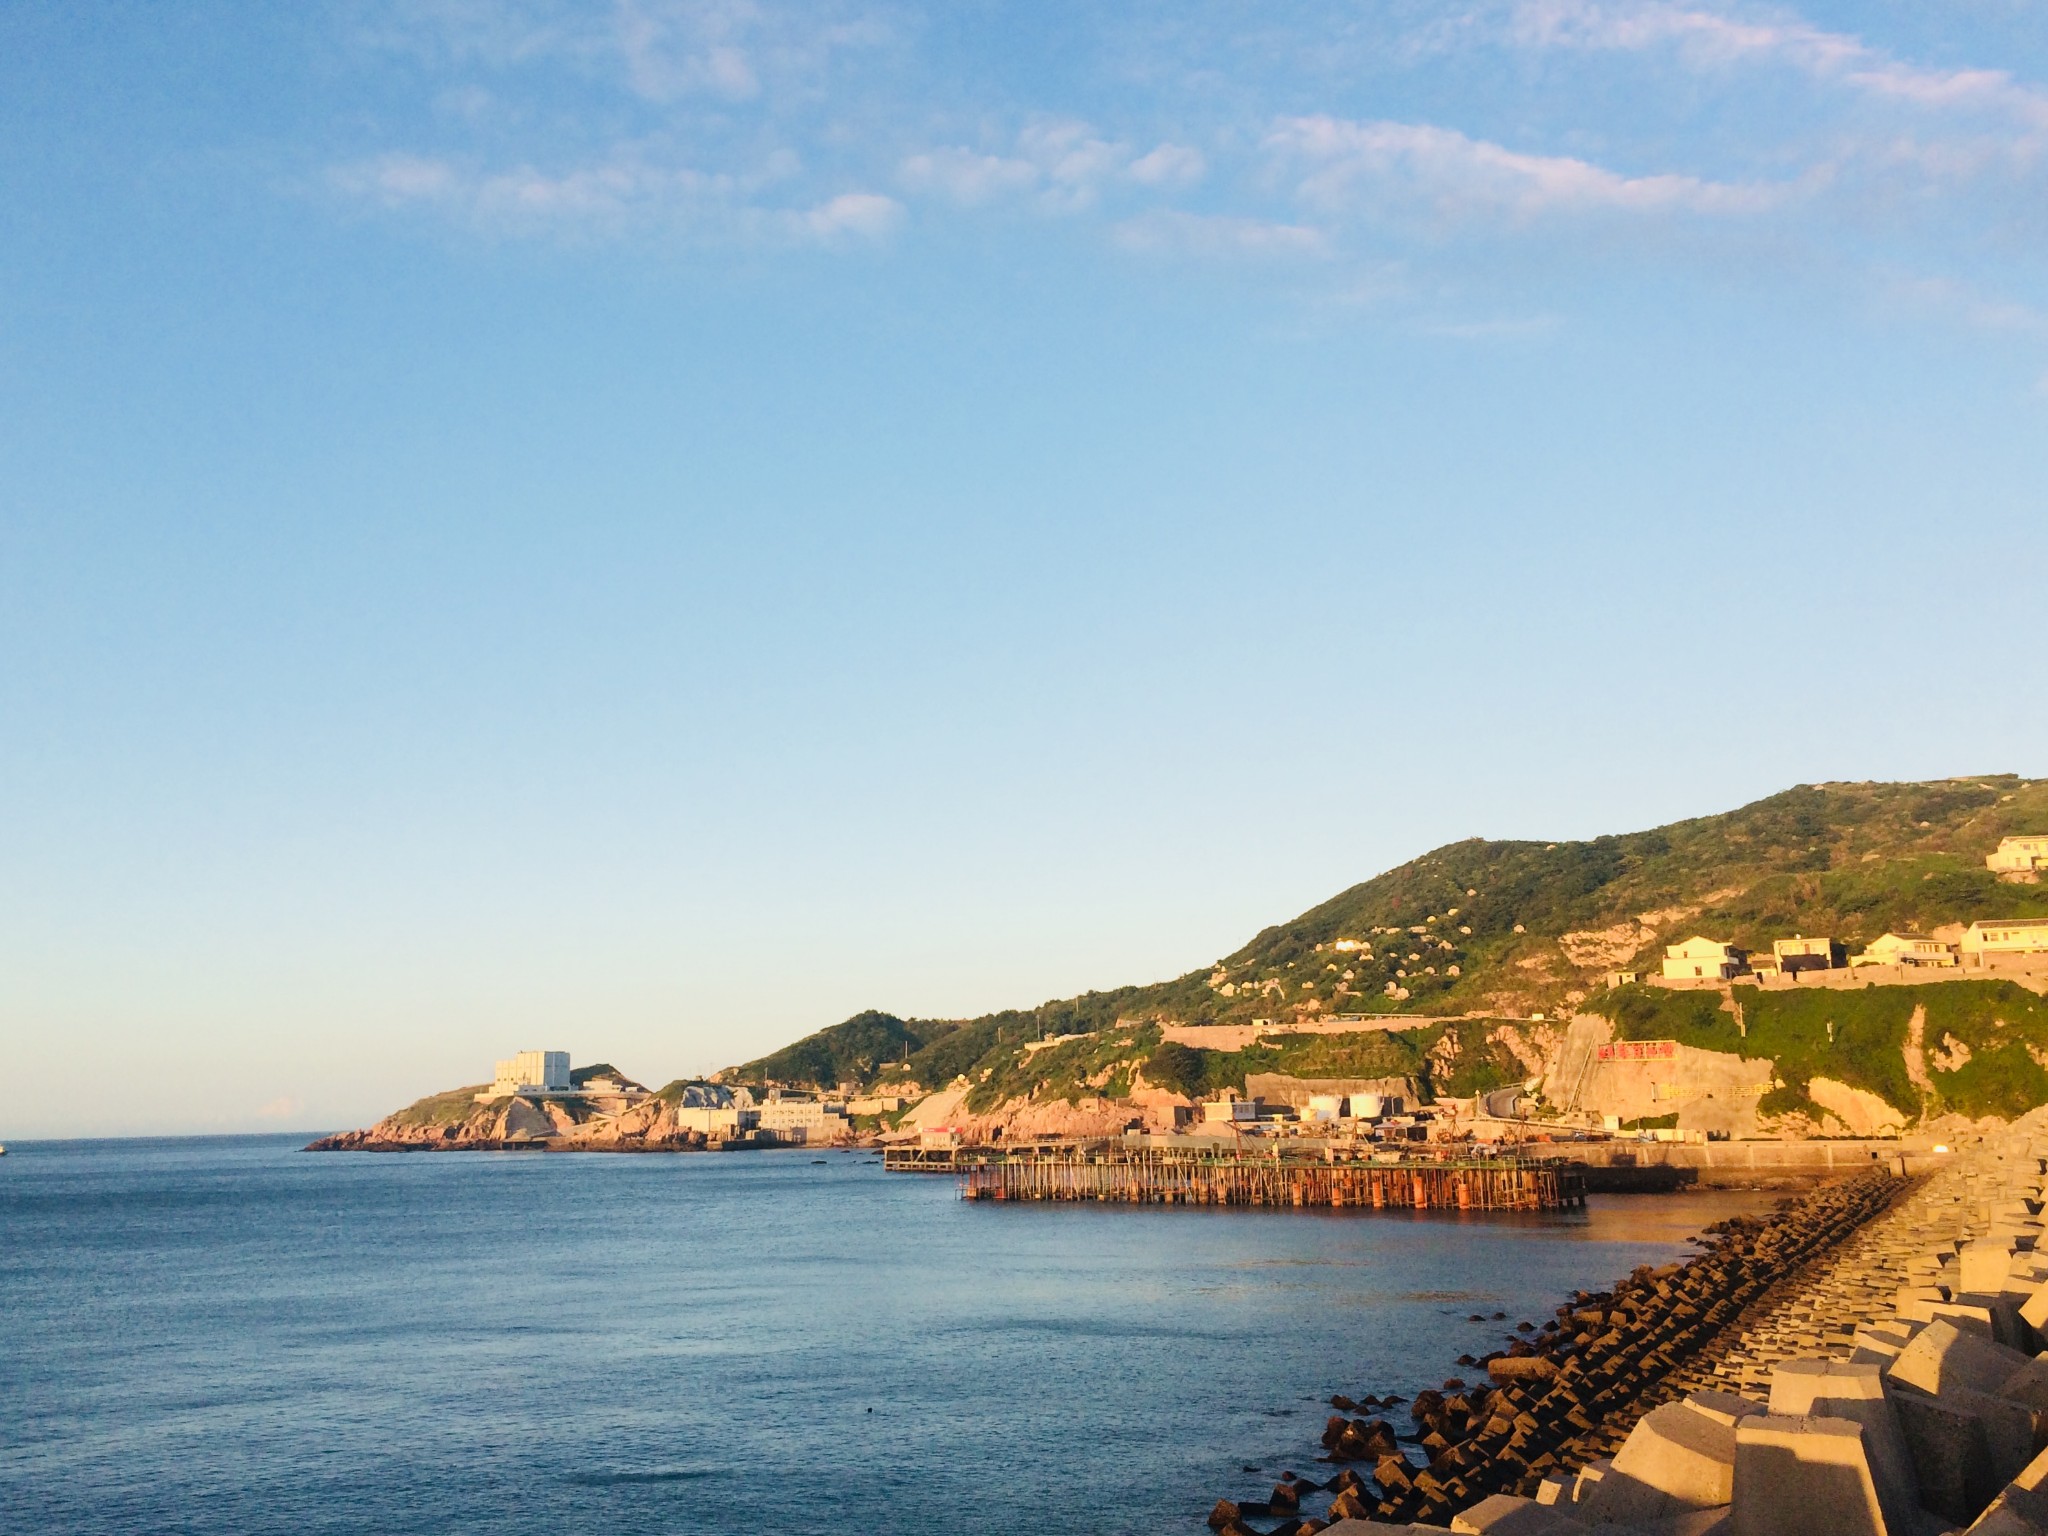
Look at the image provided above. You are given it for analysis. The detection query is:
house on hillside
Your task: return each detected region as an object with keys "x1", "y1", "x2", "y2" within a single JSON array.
[
  {"x1": 1989, "y1": 836, "x2": 2048, "y2": 878},
  {"x1": 1852, "y1": 933, "x2": 1958, "y2": 968},
  {"x1": 1661, "y1": 936, "x2": 1749, "y2": 981},
  {"x1": 1773, "y1": 935, "x2": 1848, "y2": 975},
  {"x1": 1961, "y1": 919, "x2": 2048, "y2": 966}
]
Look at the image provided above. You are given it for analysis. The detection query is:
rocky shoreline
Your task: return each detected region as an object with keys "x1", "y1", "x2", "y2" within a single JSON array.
[
  {"x1": 1207, "y1": 1114, "x2": 2048, "y2": 1536},
  {"x1": 305, "y1": 1089, "x2": 719, "y2": 1152}
]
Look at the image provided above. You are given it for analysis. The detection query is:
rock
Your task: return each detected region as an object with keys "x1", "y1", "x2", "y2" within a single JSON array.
[
  {"x1": 1490, "y1": 1358, "x2": 1561, "y2": 1385},
  {"x1": 1208, "y1": 1499, "x2": 1242, "y2": 1529}
]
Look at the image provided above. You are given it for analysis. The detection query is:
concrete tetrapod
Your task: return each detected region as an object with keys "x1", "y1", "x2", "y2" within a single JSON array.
[
  {"x1": 1732, "y1": 1415, "x2": 1892, "y2": 1536},
  {"x1": 1766, "y1": 1359, "x2": 1919, "y2": 1536},
  {"x1": 1579, "y1": 1397, "x2": 1760, "y2": 1526}
]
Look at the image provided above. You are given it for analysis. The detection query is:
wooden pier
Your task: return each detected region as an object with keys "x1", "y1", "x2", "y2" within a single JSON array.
[{"x1": 949, "y1": 1149, "x2": 1585, "y2": 1212}]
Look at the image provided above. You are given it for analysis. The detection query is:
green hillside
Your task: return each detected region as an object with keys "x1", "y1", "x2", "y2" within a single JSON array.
[
  {"x1": 733, "y1": 776, "x2": 2048, "y2": 1117},
  {"x1": 735, "y1": 1009, "x2": 955, "y2": 1088}
]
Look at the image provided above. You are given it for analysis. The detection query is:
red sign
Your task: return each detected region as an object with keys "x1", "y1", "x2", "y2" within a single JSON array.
[{"x1": 1597, "y1": 1039, "x2": 1678, "y2": 1062}]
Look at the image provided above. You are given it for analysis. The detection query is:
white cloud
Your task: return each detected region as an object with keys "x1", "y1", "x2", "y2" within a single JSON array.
[
  {"x1": 615, "y1": 0, "x2": 762, "y2": 102},
  {"x1": 1268, "y1": 116, "x2": 1778, "y2": 220},
  {"x1": 1507, "y1": 2, "x2": 2048, "y2": 130},
  {"x1": 799, "y1": 190, "x2": 904, "y2": 240},
  {"x1": 1128, "y1": 142, "x2": 1207, "y2": 188},
  {"x1": 899, "y1": 120, "x2": 1209, "y2": 214},
  {"x1": 898, "y1": 147, "x2": 1040, "y2": 205},
  {"x1": 329, "y1": 148, "x2": 898, "y2": 246},
  {"x1": 333, "y1": 149, "x2": 733, "y2": 231},
  {"x1": 367, "y1": 0, "x2": 893, "y2": 106},
  {"x1": 1112, "y1": 210, "x2": 1328, "y2": 258}
]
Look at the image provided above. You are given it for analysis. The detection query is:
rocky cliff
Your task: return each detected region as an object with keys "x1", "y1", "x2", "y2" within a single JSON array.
[{"x1": 307, "y1": 1074, "x2": 713, "y2": 1152}]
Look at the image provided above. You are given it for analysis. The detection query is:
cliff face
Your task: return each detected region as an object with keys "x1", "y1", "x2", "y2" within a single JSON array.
[{"x1": 307, "y1": 1087, "x2": 706, "y2": 1152}]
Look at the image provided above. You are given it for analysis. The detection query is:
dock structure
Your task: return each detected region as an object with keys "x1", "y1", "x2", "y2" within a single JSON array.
[{"x1": 948, "y1": 1149, "x2": 1584, "y2": 1212}]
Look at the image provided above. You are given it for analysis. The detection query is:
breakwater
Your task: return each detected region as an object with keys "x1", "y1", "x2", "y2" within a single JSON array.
[
  {"x1": 1208, "y1": 1165, "x2": 1906, "y2": 1533},
  {"x1": 955, "y1": 1150, "x2": 1585, "y2": 1212},
  {"x1": 1211, "y1": 1111, "x2": 2048, "y2": 1536}
]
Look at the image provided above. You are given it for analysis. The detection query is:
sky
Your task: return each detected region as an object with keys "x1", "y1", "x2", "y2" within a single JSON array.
[{"x1": 2, "y1": 1, "x2": 2046, "y2": 1138}]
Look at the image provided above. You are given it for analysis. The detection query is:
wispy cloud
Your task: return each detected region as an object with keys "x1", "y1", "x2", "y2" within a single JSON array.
[
  {"x1": 319, "y1": 0, "x2": 2048, "y2": 353},
  {"x1": 898, "y1": 120, "x2": 1208, "y2": 214},
  {"x1": 330, "y1": 147, "x2": 895, "y2": 245},
  {"x1": 1506, "y1": 1, "x2": 2048, "y2": 130},
  {"x1": 366, "y1": 0, "x2": 894, "y2": 106},
  {"x1": 1267, "y1": 116, "x2": 1782, "y2": 220},
  {"x1": 1884, "y1": 274, "x2": 2048, "y2": 339},
  {"x1": 1112, "y1": 210, "x2": 1328, "y2": 259}
]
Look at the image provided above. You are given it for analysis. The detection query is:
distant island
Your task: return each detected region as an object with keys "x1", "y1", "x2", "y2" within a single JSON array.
[{"x1": 311, "y1": 776, "x2": 2048, "y2": 1154}]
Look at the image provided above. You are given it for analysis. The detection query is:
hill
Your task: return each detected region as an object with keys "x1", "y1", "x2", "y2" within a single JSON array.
[{"x1": 731, "y1": 776, "x2": 2048, "y2": 1124}]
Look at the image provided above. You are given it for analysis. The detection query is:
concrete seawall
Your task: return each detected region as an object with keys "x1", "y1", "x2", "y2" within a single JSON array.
[{"x1": 1545, "y1": 1140, "x2": 1919, "y2": 1192}]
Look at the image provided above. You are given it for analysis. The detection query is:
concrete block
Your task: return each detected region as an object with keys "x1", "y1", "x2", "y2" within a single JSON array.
[
  {"x1": 1451, "y1": 1494, "x2": 1589, "y2": 1536},
  {"x1": 1689, "y1": 1392, "x2": 1768, "y2": 1427},
  {"x1": 1932, "y1": 1303, "x2": 2003, "y2": 1341},
  {"x1": 1889, "y1": 1321, "x2": 2034, "y2": 1400},
  {"x1": 1893, "y1": 1388, "x2": 1997, "y2": 1523},
  {"x1": 1966, "y1": 1445, "x2": 2048, "y2": 1536},
  {"x1": 1732, "y1": 1415, "x2": 1891, "y2": 1536},
  {"x1": 2003, "y1": 1360, "x2": 2048, "y2": 1415},
  {"x1": 1769, "y1": 1359, "x2": 1919, "y2": 1536},
  {"x1": 1965, "y1": 1246, "x2": 2024, "y2": 1296},
  {"x1": 1953, "y1": 1294, "x2": 2031, "y2": 1350},
  {"x1": 1583, "y1": 1402, "x2": 1742, "y2": 1525},
  {"x1": 2019, "y1": 1279, "x2": 2048, "y2": 1341},
  {"x1": 1574, "y1": 1460, "x2": 1614, "y2": 1505}
]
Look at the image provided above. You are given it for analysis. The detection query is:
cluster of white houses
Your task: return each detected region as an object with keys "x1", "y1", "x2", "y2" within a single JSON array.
[
  {"x1": 1632, "y1": 836, "x2": 2048, "y2": 983},
  {"x1": 1654, "y1": 919, "x2": 2048, "y2": 982},
  {"x1": 475, "y1": 1052, "x2": 853, "y2": 1144}
]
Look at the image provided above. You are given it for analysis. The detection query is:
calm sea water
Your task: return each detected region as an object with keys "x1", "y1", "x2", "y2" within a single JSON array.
[{"x1": 1, "y1": 1136, "x2": 1779, "y2": 1536}]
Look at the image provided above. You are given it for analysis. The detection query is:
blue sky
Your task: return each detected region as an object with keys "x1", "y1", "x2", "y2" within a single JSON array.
[{"x1": 3, "y1": 1, "x2": 2045, "y2": 1136}]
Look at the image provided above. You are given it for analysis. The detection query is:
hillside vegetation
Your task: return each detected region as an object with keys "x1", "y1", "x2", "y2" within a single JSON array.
[{"x1": 730, "y1": 776, "x2": 2048, "y2": 1122}]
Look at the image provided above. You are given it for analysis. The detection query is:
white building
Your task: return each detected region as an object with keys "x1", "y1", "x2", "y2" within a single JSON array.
[
  {"x1": 1661, "y1": 936, "x2": 1749, "y2": 981},
  {"x1": 1852, "y1": 933, "x2": 1957, "y2": 968},
  {"x1": 1961, "y1": 919, "x2": 2048, "y2": 964},
  {"x1": 753, "y1": 1098, "x2": 850, "y2": 1145},
  {"x1": 1987, "y1": 837, "x2": 2048, "y2": 877},
  {"x1": 1772, "y1": 935, "x2": 1846, "y2": 973},
  {"x1": 486, "y1": 1050, "x2": 571, "y2": 1099},
  {"x1": 674, "y1": 1105, "x2": 755, "y2": 1136}
]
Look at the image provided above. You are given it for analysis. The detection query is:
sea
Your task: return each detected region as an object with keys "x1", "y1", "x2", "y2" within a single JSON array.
[{"x1": 0, "y1": 1135, "x2": 1782, "y2": 1536}]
